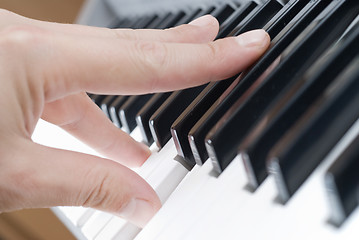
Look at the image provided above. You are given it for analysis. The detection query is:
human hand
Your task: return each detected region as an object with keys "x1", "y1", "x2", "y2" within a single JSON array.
[{"x1": 0, "y1": 9, "x2": 270, "y2": 227}]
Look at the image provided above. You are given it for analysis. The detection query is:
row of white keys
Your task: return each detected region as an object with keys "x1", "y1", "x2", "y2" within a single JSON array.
[
  {"x1": 184, "y1": 158, "x2": 277, "y2": 240},
  {"x1": 57, "y1": 206, "x2": 89, "y2": 226},
  {"x1": 181, "y1": 156, "x2": 256, "y2": 240},
  {"x1": 152, "y1": 156, "x2": 246, "y2": 240},
  {"x1": 81, "y1": 211, "x2": 114, "y2": 239}
]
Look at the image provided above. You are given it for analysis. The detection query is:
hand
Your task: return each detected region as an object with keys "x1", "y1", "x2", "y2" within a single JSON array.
[{"x1": 0, "y1": 9, "x2": 270, "y2": 227}]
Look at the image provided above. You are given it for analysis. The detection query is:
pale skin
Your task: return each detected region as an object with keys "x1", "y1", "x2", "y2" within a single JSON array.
[{"x1": 0, "y1": 9, "x2": 270, "y2": 227}]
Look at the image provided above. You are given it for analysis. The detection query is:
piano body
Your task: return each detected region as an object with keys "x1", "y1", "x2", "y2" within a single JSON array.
[{"x1": 31, "y1": 0, "x2": 359, "y2": 239}]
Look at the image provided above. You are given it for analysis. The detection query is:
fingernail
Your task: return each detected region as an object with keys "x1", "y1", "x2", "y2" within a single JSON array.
[
  {"x1": 188, "y1": 15, "x2": 214, "y2": 27},
  {"x1": 117, "y1": 198, "x2": 157, "y2": 228},
  {"x1": 236, "y1": 29, "x2": 269, "y2": 49}
]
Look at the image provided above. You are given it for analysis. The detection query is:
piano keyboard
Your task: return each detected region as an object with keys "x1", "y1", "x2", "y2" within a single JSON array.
[{"x1": 31, "y1": 0, "x2": 359, "y2": 239}]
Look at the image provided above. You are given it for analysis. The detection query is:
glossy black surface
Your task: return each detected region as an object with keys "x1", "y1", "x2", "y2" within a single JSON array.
[
  {"x1": 210, "y1": 4, "x2": 236, "y2": 25},
  {"x1": 268, "y1": 55, "x2": 359, "y2": 204},
  {"x1": 156, "y1": 11, "x2": 187, "y2": 29},
  {"x1": 119, "y1": 94, "x2": 153, "y2": 133},
  {"x1": 217, "y1": 1, "x2": 258, "y2": 38},
  {"x1": 109, "y1": 96, "x2": 129, "y2": 128},
  {"x1": 91, "y1": 95, "x2": 107, "y2": 107},
  {"x1": 174, "y1": 8, "x2": 204, "y2": 26},
  {"x1": 170, "y1": 1, "x2": 264, "y2": 166},
  {"x1": 171, "y1": 77, "x2": 237, "y2": 166},
  {"x1": 240, "y1": 21, "x2": 359, "y2": 190},
  {"x1": 139, "y1": 15, "x2": 159, "y2": 29},
  {"x1": 205, "y1": 0, "x2": 359, "y2": 175},
  {"x1": 136, "y1": 92, "x2": 172, "y2": 146},
  {"x1": 146, "y1": 12, "x2": 173, "y2": 29},
  {"x1": 149, "y1": 85, "x2": 206, "y2": 149},
  {"x1": 189, "y1": 0, "x2": 316, "y2": 165},
  {"x1": 229, "y1": 0, "x2": 283, "y2": 36},
  {"x1": 100, "y1": 95, "x2": 118, "y2": 120},
  {"x1": 325, "y1": 133, "x2": 359, "y2": 227},
  {"x1": 261, "y1": 0, "x2": 311, "y2": 39}
]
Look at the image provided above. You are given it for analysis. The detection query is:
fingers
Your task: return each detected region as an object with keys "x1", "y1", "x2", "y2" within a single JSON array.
[
  {"x1": 41, "y1": 92, "x2": 150, "y2": 167},
  {"x1": 0, "y1": 10, "x2": 218, "y2": 43},
  {"x1": 39, "y1": 29, "x2": 270, "y2": 100},
  {"x1": 0, "y1": 138, "x2": 160, "y2": 227}
]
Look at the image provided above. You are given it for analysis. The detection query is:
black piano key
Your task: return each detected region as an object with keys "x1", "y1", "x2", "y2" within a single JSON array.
[
  {"x1": 240, "y1": 22, "x2": 359, "y2": 190},
  {"x1": 229, "y1": 0, "x2": 283, "y2": 36},
  {"x1": 109, "y1": 96, "x2": 129, "y2": 128},
  {"x1": 137, "y1": 15, "x2": 159, "y2": 29},
  {"x1": 325, "y1": 133, "x2": 359, "y2": 227},
  {"x1": 267, "y1": 56, "x2": 359, "y2": 204},
  {"x1": 156, "y1": 11, "x2": 187, "y2": 29},
  {"x1": 217, "y1": 1, "x2": 258, "y2": 38},
  {"x1": 147, "y1": 12, "x2": 173, "y2": 29},
  {"x1": 171, "y1": 76, "x2": 237, "y2": 166},
  {"x1": 170, "y1": 1, "x2": 276, "y2": 166},
  {"x1": 205, "y1": 0, "x2": 359, "y2": 174},
  {"x1": 261, "y1": 0, "x2": 311, "y2": 39},
  {"x1": 149, "y1": 85, "x2": 207, "y2": 149},
  {"x1": 91, "y1": 95, "x2": 107, "y2": 107},
  {"x1": 210, "y1": 4, "x2": 236, "y2": 25},
  {"x1": 189, "y1": 0, "x2": 320, "y2": 165},
  {"x1": 119, "y1": 94, "x2": 153, "y2": 133},
  {"x1": 130, "y1": 16, "x2": 150, "y2": 29},
  {"x1": 174, "y1": 5, "x2": 217, "y2": 27},
  {"x1": 100, "y1": 95, "x2": 118, "y2": 120},
  {"x1": 201, "y1": 5, "x2": 217, "y2": 15},
  {"x1": 111, "y1": 18, "x2": 135, "y2": 29},
  {"x1": 136, "y1": 92, "x2": 172, "y2": 146},
  {"x1": 174, "y1": 8, "x2": 204, "y2": 26}
]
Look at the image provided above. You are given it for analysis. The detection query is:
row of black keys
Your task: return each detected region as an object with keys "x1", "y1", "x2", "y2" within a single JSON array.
[{"x1": 89, "y1": 0, "x2": 359, "y2": 227}]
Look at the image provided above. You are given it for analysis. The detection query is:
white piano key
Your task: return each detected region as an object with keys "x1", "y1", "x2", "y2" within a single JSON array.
[
  {"x1": 154, "y1": 157, "x2": 245, "y2": 240},
  {"x1": 129, "y1": 126, "x2": 143, "y2": 143},
  {"x1": 135, "y1": 160, "x2": 214, "y2": 240},
  {"x1": 112, "y1": 222, "x2": 141, "y2": 240},
  {"x1": 137, "y1": 140, "x2": 177, "y2": 179},
  {"x1": 147, "y1": 156, "x2": 189, "y2": 203},
  {"x1": 77, "y1": 208, "x2": 96, "y2": 228},
  {"x1": 81, "y1": 211, "x2": 113, "y2": 240},
  {"x1": 94, "y1": 216, "x2": 127, "y2": 240},
  {"x1": 180, "y1": 156, "x2": 256, "y2": 240},
  {"x1": 58, "y1": 206, "x2": 89, "y2": 225}
]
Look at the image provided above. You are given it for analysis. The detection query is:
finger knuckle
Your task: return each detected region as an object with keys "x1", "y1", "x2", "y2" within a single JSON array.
[{"x1": 0, "y1": 25, "x2": 49, "y2": 53}]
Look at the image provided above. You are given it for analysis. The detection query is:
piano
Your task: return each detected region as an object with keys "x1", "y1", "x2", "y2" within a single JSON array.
[{"x1": 31, "y1": 0, "x2": 359, "y2": 239}]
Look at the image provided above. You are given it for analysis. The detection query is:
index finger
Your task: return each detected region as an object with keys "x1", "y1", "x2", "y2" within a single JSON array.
[{"x1": 9, "y1": 27, "x2": 270, "y2": 101}]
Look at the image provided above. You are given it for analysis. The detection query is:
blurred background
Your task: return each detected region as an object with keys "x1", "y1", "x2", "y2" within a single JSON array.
[
  {"x1": 0, "y1": 0, "x2": 84, "y2": 22},
  {"x1": 0, "y1": 1, "x2": 85, "y2": 239}
]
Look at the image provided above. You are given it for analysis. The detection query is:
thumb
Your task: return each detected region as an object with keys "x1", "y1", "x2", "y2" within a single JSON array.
[{"x1": 0, "y1": 138, "x2": 160, "y2": 227}]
